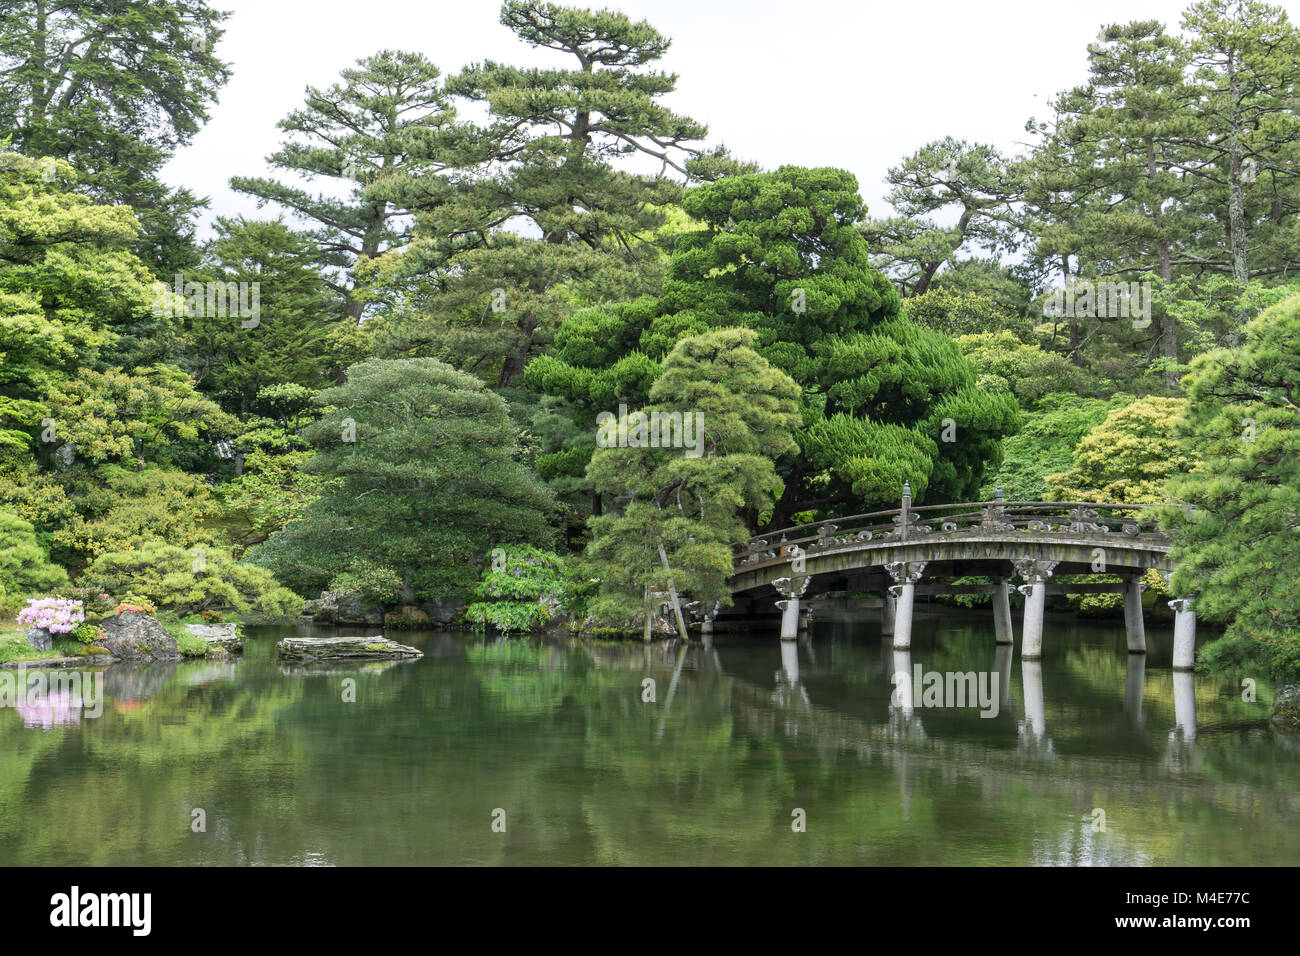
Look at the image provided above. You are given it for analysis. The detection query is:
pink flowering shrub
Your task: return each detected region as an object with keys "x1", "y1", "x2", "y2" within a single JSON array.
[{"x1": 17, "y1": 597, "x2": 85, "y2": 635}]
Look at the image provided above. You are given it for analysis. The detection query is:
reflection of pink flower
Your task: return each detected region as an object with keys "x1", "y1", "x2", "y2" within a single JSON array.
[{"x1": 16, "y1": 689, "x2": 83, "y2": 730}]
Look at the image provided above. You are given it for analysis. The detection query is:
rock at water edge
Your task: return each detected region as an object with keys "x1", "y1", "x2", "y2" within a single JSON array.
[
  {"x1": 97, "y1": 612, "x2": 181, "y2": 661},
  {"x1": 275, "y1": 635, "x2": 423, "y2": 662},
  {"x1": 185, "y1": 622, "x2": 242, "y2": 652}
]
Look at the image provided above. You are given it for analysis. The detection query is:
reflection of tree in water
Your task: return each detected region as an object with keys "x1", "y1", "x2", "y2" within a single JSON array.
[
  {"x1": 2, "y1": 624, "x2": 1297, "y2": 865},
  {"x1": 0, "y1": 664, "x2": 307, "y2": 865}
]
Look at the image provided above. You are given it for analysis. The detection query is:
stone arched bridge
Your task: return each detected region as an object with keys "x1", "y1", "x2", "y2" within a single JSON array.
[{"x1": 719, "y1": 488, "x2": 1195, "y2": 669}]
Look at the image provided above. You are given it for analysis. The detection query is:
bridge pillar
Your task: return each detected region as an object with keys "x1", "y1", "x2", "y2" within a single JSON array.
[
  {"x1": 891, "y1": 648, "x2": 914, "y2": 718},
  {"x1": 884, "y1": 561, "x2": 926, "y2": 650},
  {"x1": 881, "y1": 593, "x2": 897, "y2": 636},
  {"x1": 1169, "y1": 598, "x2": 1197, "y2": 671},
  {"x1": 1014, "y1": 558, "x2": 1058, "y2": 661},
  {"x1": 1124, "y1": 575, "x2": 1147, "y2": 654},
  {"x1": 772, "y1": 576, "x2": 810, "y2": 642},
  {"x1": 775, "y1": 599, "x2": 799, "y2": 640},
  {"x1": 893, "y1": 584, "x2": 915, "y2": 650},
  {"x1": 993, "y1": 577, "x2": 1013, "y2": 645}
]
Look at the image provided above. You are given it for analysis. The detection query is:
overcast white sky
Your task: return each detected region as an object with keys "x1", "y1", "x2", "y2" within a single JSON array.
[{"x1": 163, "y1": 0, "x2": 1228, "y2": 235}]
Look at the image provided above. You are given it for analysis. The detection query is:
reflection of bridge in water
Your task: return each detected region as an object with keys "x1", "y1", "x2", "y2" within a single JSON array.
[
  {"x1": 718, "y1": 487, "x2": 1198, "y2": 671},
  {"x1": 590, "y1": 624, "x2": 1276, "y2": 868},
  {"x1": 608, "y1": 624, "x2": 1232, "y2": 854},
  {"x1": 631, "y1": 626, "x2": 1201, "y2": 753}
]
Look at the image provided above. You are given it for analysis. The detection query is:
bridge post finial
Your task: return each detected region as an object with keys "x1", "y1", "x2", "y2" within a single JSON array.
[
  {"x1": 995, "y1": 485, "x2": 1003, "y2": 504},
  {"x1": 903, "y1": 480, "x2": 912, "y2": 502}
]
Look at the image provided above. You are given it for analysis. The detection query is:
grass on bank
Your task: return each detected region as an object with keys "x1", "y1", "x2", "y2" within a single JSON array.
[{"x1": 0, "y1": 621, "x2": 115, "y2": 664}]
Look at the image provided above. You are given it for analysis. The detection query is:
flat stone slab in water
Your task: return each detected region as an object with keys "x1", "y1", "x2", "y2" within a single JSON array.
[{"x1": 276, "y1": 636, "x2": 423, "y2": 662}]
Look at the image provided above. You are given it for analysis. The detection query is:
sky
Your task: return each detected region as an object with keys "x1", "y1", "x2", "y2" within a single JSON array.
[{"x1": 163, "y1": 0, "x2": 1221, "y2": 235}]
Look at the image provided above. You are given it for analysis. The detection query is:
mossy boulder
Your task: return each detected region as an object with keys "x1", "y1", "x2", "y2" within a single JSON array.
[
  {"x1": 301, "y1": 590, "x2": 385, "y2": 626},
  {"x1": 97, "y1": 611, "x2": 181, "y2": 662},
  {"x1": 25, "y1": 627, "x2": 53, "y2": 652},
  {"x1": 1272, "y1": 682, "x2": 1300, "y2": 727}
]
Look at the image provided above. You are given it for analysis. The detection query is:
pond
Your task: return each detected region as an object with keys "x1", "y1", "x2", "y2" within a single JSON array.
[{"x1": 1, "y1": 610, "x2": 1295, "y2": 865}]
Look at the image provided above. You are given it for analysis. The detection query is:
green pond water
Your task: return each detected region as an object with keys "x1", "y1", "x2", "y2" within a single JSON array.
[{"x1": 1, "y1": 610, "x2": 1295, "y2": 866}]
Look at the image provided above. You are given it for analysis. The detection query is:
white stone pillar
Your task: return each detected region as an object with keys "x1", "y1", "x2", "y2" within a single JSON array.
[
  {"x1": 1170, "y1": 598, "x2": 1197, "y2": 671},
  {"x1": 893, "y1": 583, "x2": 914, "y2": 650},
  {"x1": 1021, "y1": 582, "x2": 1046, "y2": 660},
  {"x1": 885, "y1": 561, "x2": 926, "y2": 651},
  {"x1": 777, "y1": 598, "x2": 799, "y2": 641},
  {"x1": 1124, "y1": 575, "x2": 1147, "y2": 654},
  {"x1": 993, "y1": 577, "x2": 1013, "y2": 645},
  {"x1": 773, "y1": 576, "x2": 810, "y2": 643},
  {"x1": 891, "y1": 648, "x2": 914, "y2": 719},
  {"x1": 1014, "y1": 558, "x2": 1058, "y2": 662}
]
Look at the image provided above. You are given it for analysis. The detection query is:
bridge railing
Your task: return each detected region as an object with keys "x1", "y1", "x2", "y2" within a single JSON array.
[{"x1": 735, "y1": 494, "x2": 1170, "y2": 568}]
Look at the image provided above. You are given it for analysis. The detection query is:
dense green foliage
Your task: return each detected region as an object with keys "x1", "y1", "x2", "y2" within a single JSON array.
[
  {"x1": 1164, "y1": 294, "x2": 1300, "y2": 680},
  {"x1": 0, "y1": 509, "x2": 66, "y2": 612},
  {"x1": 1047, "y1": 396, "x2": 1190, "y2": 503},
  {"x1": 249, "y1": 358, "x2": 558, "y2": 605},
  {"x1": 78, "y1": 541, "x2": 299, "y2": 620},
  {"x1": 527, "y1": 166, "x2": 1020, "y2": 531},
  {"x1": 0, "y1": 0, "x2": 1297, "y2": 681},
  {"x1": 581, "y1": 327, "x2": 801, "y2": 624},
  {"x1": 982, "y1": 393, "x2": 1124, "y2": 501},
  {"x1": 464, "y1": 545, "x2": 567, "y2": 633},
  {"x1": 0, "y1": 0, "x2": 230, "y2": 272}
]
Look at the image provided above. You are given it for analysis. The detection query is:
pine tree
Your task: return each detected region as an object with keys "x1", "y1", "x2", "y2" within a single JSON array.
[
  {"x1": 1179, "y1": 0, "x2": 1300, "y2": 301},
  {"x1": 184, "y1": 217, "x2": 344, "y2": 416},
  {"x1": 582, "y1": 327, "x2": 800, "y2": 623},
  {"x1": 231, "y1": 50, "x2": 464, "y2": 321},
  {"x1": 1022, "y1": 21, "x2": 1197, "y2": 385},
  {"x1": 1164, "y1": 292, "x2": 1300, "y2": 681},
  {"x1": 860, "y1": 137, "x2": 1022, "y2": 297},
  {"x1": 527, "y1": 166, "x2": 1021, "y2": 528},
  {"x1": 249, "y1": 358, "x2": 558, "y2": 605},
  {"x1": 0, "y1": 0, "x2": 230, "y2": 273},
  {"x1": 366, "y1": 0, "x2": 740, "y2": 387}
]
